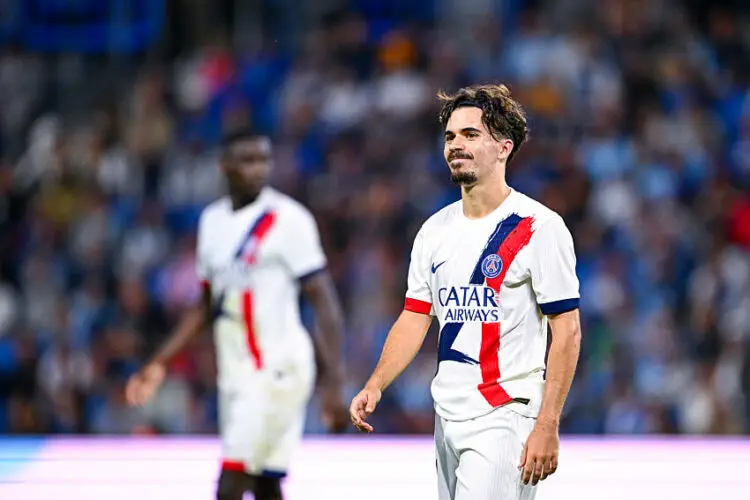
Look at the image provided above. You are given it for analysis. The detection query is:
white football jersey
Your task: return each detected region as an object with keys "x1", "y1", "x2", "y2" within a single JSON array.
[
  {"x1": 404, "y1": 188, "x2": 580, "y2": 421},
  {"x1": 196, "y1": 187, "x2": 325, "y2": 389}
]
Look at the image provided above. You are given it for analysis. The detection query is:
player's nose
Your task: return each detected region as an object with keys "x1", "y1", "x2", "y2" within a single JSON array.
[
  {"x1": 238, "y1": 164, "x2": 265, "y2": 181},
  {"x1": 449, "y1": 138, "x2": 465, "y2": 150}
]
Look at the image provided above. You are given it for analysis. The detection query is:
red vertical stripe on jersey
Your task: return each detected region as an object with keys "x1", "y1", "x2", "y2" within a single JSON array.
[
  {"x1": 244, "y1": 212, "x2": 277, "y2": 264},
  {"x1": 477, "y1": 216, "x2": 536, "y2": 406},
  {"x1": 254, "y1": 212, "x2": 276, "y2": 241},
  {"x1": 239, "y1": 211, "x2": 276, "y2": 369},
  {"x1": 242, "y1": 290, "x2": 263, "y2": 369}
]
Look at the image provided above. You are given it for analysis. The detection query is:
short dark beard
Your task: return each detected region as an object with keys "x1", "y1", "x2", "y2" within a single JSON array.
[{"x1": 451, "y1": 171, "x2": 478, "y2": 186}]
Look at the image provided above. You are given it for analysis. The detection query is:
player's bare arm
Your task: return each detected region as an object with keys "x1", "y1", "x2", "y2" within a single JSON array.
[
  {"x1": 300, "y1": 270, "x2": 349, "y2": 432},
  {"x1": 125, "y1": 284, "x2": 212, "y2": 406},
  {"x1": 520, "y1": 307, "x2": 581, "y2": 486},
  {"x1": 350, "y1": 310, "x2": 432, "y2": 432}
]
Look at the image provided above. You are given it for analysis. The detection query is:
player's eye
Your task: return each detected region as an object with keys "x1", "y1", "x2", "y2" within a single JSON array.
[{"x1": 466, "y1": 132, "x2": 479, "y2": 139}]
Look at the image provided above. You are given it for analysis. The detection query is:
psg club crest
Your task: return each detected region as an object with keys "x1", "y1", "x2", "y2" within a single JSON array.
[{"x1": 481, "y1": 254, "x2": 503, "y2": 279}]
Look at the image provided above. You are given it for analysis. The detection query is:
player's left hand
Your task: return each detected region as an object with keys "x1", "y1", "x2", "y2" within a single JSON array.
[
  {"x1": 320, "y1": 385, "x2": 349, "y2": 434},
  {"x1": 519, "y1": 421, "x2": 559, "y2": 486}
]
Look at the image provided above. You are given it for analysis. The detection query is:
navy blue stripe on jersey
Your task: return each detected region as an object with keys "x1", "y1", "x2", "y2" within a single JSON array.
[
  {"x1": 469, "y1": 213, "x2": 524, "y2": 285},
  {"x1": 234, "y1": 210, "x2": 274, "y2": 259},
  {"x1": 437, "y1": 213, "x2": 525, "y2": 365},
  {"x1": 438, "y1": 322, "x2": 479, "y2": 365},
  {"x1": 539, "y1": 297, "x2": 580, "y2": 315},
  {"x1": 212, "y1": 211, "x2": 274, "y2": 323}
]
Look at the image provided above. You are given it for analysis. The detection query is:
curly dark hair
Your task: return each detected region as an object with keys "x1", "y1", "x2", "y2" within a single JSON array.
[{"x1": 437, "y1": 83, "x2": 529, "y2": 165}]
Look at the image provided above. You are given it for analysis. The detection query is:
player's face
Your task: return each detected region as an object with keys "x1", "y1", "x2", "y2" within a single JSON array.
[
  {"x1": 222, "y1": 137, "x2": 272, "y2": 197},
  {"x1": 443, "y1": 107, "x2": 513, "y2": 187}
]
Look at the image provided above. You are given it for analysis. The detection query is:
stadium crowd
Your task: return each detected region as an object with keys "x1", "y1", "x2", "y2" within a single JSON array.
[{"x1": 0, "y1": 0, "x2": 749, "y2": 435}]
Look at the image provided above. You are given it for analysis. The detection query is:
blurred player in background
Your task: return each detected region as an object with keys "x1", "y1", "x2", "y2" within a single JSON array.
[
  {"x1": 126, "y1": 130, "x2": 349, "y2": 500},
  {"x1": 350, "y1": 84, "x2": 582, "y2": 500}
]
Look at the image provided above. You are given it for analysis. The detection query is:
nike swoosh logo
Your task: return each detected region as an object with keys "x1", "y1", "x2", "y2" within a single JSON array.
[{"x1": 431, "y1": 261, "x2": 446, "y2": 274}]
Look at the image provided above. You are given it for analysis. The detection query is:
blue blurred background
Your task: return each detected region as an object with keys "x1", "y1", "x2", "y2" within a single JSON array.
[{"x1": 0, "y1": 0, "x2": 749, "y2": 437}]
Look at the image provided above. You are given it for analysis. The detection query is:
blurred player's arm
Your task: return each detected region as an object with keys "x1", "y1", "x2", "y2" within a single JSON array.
[
  {"x1": 302, "y1": 271, "x2": 351, "y2": 432},
  {"x1": 301, "y1": 271, "x2": 345, "y2": 390},
  {"x1": 289, "y1": 207, "x2": 350, "y2": 431},
  {"x1": 126, "y1": 284, "x2": 211, "y2": 406},
  {"x1": 127, "y1": 208, "x2": 214, "y2": 407},
  {"x1": 148, "y1": 209, "x2": 214, "y2": 368},
  {"x1": 149, "y1": 283, "x2": 212, "y2": 366}
]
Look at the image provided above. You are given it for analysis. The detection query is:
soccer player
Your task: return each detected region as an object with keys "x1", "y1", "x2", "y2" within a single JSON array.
[
  {"x1": 126, "y1": 130, "x2": 349, "y2": 500},
  {"x1": 350, "y1": 84, "x2": 582, "y2": 499}
]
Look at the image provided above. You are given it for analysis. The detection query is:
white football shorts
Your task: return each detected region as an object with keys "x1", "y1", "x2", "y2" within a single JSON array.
[
  {"x1": 435, "y1": 403, "x2": 539, "y2": 500},
  {"x1": 219, "y1": 361, "x2": 315, "y2": 477}
]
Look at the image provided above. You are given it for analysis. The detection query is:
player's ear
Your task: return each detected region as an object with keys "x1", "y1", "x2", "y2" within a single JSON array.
[{"x1": 497, "y1": 138, "x2": 513, "y2": 163}]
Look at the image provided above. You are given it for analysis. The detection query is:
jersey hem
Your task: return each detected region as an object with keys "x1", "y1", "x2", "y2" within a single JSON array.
[
  {"x1": 434, "y1": 398, "x2": 539, "y2": 422},
  {"x1": 434, "y1": 400, "x2": 509, "y2": 422}
]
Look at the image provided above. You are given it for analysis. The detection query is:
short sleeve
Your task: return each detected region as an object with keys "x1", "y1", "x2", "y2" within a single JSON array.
[
  {"x1": 403, "y1": 228, "x2": 434, "y2": 315},
  {"x1": 530, "y1": 216, "x2": 580, "y2": 315},
  {"x1": 281, "y1": 209, "x2": 328, "y2": 280}
]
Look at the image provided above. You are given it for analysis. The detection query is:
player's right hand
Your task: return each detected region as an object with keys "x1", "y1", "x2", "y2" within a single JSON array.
[
  {"x1": 349, "y1": 386, "x2": 381, "y2": 433},
  {"x1": 125, "y1": 362, "x2": 166, "y2": 407}
]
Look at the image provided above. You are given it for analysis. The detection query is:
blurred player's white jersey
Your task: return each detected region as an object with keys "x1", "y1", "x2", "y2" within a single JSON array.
[
  {"x1": 404, "y1": 188, "x2": 580, "y2": 422},
  {"x1": 197, "y1": 187, "x2": 324, "y2": 385},
  {"x1": 196, "y1": 187, "x2": 325, "y2": 474}
]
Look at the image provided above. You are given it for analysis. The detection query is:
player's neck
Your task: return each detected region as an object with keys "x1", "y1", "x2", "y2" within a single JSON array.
[
  {"x1": 230, "y1": 191, "x2": 261, "y2": 211},
  {"x1": 460, "y1": 179, "x2": 512, "y2": 220}
]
